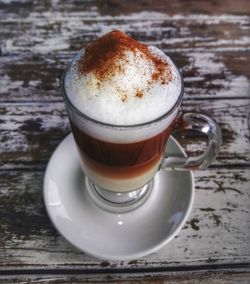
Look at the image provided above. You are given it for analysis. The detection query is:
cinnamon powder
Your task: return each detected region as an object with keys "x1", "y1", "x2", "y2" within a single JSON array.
[
  {"x1": 77, "y1": 30, "x2": 172, "y2": 86},
  {"x1": 135, "y1": 89, "x2": 144, "y2": 98}
]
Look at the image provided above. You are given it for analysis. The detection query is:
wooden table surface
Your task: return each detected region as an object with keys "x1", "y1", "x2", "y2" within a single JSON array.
[{"x1": 0, "y1": 0, "x2": 250, "y2": 282}]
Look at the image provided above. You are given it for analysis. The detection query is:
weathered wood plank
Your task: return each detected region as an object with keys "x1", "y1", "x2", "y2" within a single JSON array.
[
  {"x1": 1, "y1": 0, "x2": 250, "y2": 17},
  {"x1": 1, "y1": 12, "x2": 249, "y2": 55},
  {"x1": 0, "y1": 51, "x2": 249, "y2": 102},
  {"x1": 0, "y1": 270, "x2": 250, "y2": 283},
  {"x1": 0, "y1": 99, "x2": 249, "y2": 168},
  {"x1": 0, "y1": 169, "x2": 249, "y2": 269}
]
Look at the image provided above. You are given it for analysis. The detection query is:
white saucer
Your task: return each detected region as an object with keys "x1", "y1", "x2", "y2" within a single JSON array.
[{"x1": 44, "y1": 134, "x2": 194, "y2": 261}]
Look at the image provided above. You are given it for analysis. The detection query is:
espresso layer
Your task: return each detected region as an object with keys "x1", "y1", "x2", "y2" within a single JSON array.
[
  {"x1": 71, "y1": 120, "x2": 173, "y2": 179},
  {"x1": 81, "y1": 151, "x2": 162, "y2": 179},
  {"x1": 71, "y1": 121, "x2": 172, "y2": 166}
]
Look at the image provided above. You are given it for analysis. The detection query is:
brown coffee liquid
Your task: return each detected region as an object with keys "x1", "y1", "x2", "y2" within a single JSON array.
[{"x1": 71, "y1": 121, "x2": 173, "y2": 179}]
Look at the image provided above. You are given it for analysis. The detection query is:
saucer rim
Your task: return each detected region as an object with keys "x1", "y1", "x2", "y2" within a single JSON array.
[{"x1": 43, "y1": 133, "x2": 194, "y2": 261}]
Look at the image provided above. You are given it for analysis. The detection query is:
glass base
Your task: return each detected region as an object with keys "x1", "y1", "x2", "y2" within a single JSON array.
[{"x1": 85, "y1": 178, "x2": 153, "y2": 213}]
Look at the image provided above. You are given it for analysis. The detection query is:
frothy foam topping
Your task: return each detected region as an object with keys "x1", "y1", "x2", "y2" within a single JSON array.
[{"x1": 64, "y1": 30, "x2": 181, "y2": 125}]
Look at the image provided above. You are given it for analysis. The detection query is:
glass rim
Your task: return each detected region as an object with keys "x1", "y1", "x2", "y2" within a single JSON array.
[{"x1": 61, "y1": 56, "x2": 184, "y2": 129}]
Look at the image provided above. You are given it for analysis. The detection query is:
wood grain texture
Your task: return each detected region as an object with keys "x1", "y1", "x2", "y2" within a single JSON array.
[
  {"x1": 1, "y1": 10, "x2": 249, "y2": 55},
  {"x1": 0, "y1": 0, "x2": 250, "y2": 58},
  {"x1": 1, "y1": 0, "x2": 250, "y2": 280},
  {"x1": 0, "y1": 270, "x2": 250, "y2": 283},
  {"x1": 0, "y1": 169, "x2": 249, "y2": 269},
  {"x1": 1, "y1": 0, "x2": 250, "y2": 16}
]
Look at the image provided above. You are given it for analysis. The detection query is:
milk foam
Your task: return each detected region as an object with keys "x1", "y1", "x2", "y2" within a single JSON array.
[{"x1": 64, "y1": 46, "x2": 181, "y2": 126}]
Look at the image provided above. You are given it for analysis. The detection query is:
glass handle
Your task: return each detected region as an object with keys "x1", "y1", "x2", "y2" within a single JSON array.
[{"x1": 161, "y1": 113, "x2": 222, "y2": 170}]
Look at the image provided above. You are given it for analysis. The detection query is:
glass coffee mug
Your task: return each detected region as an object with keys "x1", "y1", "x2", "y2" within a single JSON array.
[{"x1": 61, "y1": 67, "x2": 222, "y2": 212}]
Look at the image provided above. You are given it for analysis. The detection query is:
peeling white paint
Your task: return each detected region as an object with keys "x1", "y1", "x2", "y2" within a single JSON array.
[
  {"x1": 1, "y1": 11, "x2": 249, "y2": 23},
  {"x1": 1, "y1": 10, "x2": 249, "y2": 54}
]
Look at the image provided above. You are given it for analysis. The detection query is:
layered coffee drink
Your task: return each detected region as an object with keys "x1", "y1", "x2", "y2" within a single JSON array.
[{"x1": 64, "y1": 31, "x2": 182, "y2": 192}]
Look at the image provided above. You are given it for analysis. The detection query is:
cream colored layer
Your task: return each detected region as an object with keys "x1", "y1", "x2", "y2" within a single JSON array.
[{"x1": 80, "y1": 160, "x2": 161, "y2": 192}]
